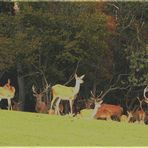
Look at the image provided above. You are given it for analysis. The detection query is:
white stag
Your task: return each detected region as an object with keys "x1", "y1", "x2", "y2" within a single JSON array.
[{"x1": 50, "y1": 74, "x2": 85, "y2": 115}]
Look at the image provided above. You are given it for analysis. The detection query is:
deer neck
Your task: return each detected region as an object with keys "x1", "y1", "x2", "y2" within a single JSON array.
[
  {"x1": 74, "y1": 80, "x2": 80, "y2": 94},
  {"x1": 91, "y1": 102, "x2": 101, "y2": 118}
]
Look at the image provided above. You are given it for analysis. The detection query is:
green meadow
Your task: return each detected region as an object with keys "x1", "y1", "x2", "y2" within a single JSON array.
[{"x1": 0, "y1": 110, "x2": 148, "y2": 146}]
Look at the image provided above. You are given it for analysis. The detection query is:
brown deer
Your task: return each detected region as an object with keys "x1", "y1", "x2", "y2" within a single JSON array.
[
  {"x1": 32, "y1": 84, "x2": 49, "y2": 113},
  {"x1": 0, "y1": 79, "x2": 15, "y2": 110},
  {"x1": 127, "y1": 85, "x2": 148, "y2": 124},
  {"x1": 12, "y1": 100, "x2": 21, "y2": 111},
  {"x1": 127, "y1": 97, "x2": 146, "y2": 124},
  {"x1": 91, "y1": 91, "x2": 123, "y2": 121}
]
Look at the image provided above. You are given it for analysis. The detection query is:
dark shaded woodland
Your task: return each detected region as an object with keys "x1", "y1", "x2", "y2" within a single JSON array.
[{"x1": 0, "y1": 2, "x2": 147, "y2": 113}]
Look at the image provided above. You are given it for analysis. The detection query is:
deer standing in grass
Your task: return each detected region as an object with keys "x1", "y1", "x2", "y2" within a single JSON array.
[
  {"x1": 50, "y1": 74, "x2": 85, "y2": 115},
  {"x1": 32, "y1": 84, "x2": 49, "y2": 113},
  {"x1": 0, "y1": 79, "x2": 15, "y2": 110}
]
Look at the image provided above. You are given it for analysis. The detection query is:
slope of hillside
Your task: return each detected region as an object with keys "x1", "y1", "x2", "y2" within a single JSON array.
[{"x1": 0, "y1": 110, "x2": 148, "y2": 146}]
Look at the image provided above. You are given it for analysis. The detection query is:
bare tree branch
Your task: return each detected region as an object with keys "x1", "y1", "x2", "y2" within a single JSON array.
[
  {"x1": 31, "y1": 63, "x2": 49, "y2": 86},
  {"x1": 22, "y1": 72, "x2": 40, "y2": 78},
  {"x1": 97, "y1": 74, "x2": 131, "y2": 99},
  {"x1": 121, "y1": 15, "x2": 135, "y2": 32},
  {"x1": 0, "y1": 71, "x2": 5, "y2": 80},
  {"x1": 107, "y1": 3, "x2": 119, "y2": 10},
  {"x1": 113, "y1": 74, "x2": 130, "y2": 86},
  {"x1": 101, "y1": 85, "x2": 130, "y2": 99},
  {"x1": 64, "y1": 60, "x2": 80, "y2": 86}
]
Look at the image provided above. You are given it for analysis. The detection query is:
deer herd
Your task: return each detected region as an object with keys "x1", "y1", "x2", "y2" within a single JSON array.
[{"x1": 0, "y1": 75, "x2": 148, "y2": 125}]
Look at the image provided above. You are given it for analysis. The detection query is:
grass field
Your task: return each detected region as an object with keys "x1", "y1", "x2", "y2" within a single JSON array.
[{"x1": 0, "y1": 110, "x2": 148, "y2": 146}]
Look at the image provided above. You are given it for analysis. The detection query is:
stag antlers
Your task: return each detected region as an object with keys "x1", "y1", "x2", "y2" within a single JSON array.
[
  {"x1": 32, "y1": 84, "x2": 50, "y2": 113},
  {"x1": 32, "y1": 84, "x2": 50, "y2": 97},
  {"x1": 90, "y1": 91, "x2": 103, "y2": 103},
  {"x1": 144, "y1": 85, "x2": 148, "y2": 103}
]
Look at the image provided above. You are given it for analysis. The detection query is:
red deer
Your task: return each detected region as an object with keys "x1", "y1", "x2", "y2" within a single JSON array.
[
  {"x1": 127, "y1": 110, "x2": 146, "y2": 124},
  {"x1": 50, "y1": 74, "x2": 85, "y2": 115},
  {"x1": 127, "y1": 86, "x2": 148, "y2": 124},
  {"x1": 94, "y1": 103, "x2": 123, "y2": 121},
  {"x1": 12, "y1": 100, "x2": 21, "y2": 111},
  {"x1": 0, "y1": 79, "x2": 15, "y2": 110},
  {"x1": 32, "y1": 84, "x2": 49, "y2": 113},
  {"x1": 91, "y1": 91, "x2": 123, "y2": 121}
]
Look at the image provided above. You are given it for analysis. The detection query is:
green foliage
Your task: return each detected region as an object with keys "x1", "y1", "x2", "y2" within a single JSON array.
[
  {"x1": 0, "y1": 2, "x2": 147, "y2": 103},
  {"x1": 128, "y1": 45, "x2": 148, "y2": 86},
  {"x1": 106, "y1": 2, "x2": 148, "y2": 89}
]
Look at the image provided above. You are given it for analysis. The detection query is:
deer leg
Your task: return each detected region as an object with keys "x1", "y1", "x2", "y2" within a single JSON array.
[
  {"x1": 69, "y1": 100, "x2": 73, "y2": 115},
  {"x1": 7, "y1": 99, "x2": 12, "y2": 110},
  {"x1": 106, "y1": 115, "x2": 111, "y2": 120},
  {"x1": 50, "y1": 96, "x2": 56, "y2": 109},
  {"x1": 55, "y1": 98, "x2": 61, "y2": 115},
  {"x1": 50, "y1": 96, "x2": 57, "y2": 113}
]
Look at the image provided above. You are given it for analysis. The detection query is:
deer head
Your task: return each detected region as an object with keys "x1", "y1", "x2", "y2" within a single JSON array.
[
  {"x1": 90, "y1": 91, "x2": 104, "y2": 109},
  {"x1": 12, "y1": 100, "x2": 22, "y2": 111},
  {"x1": 90, "y1": 91, "x2": 103, "y2": 103},
  {"x1": 32, "y1": 84, "x2": 50, "y2": 101},
  {"x1": 75, "y1": 74, "x2": 85, "y2": 84}
]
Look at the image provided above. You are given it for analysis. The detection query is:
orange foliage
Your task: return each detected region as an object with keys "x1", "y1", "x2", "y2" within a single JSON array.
[{"x1": 106, "y1": 16, "x2": 117, "y2": 32}]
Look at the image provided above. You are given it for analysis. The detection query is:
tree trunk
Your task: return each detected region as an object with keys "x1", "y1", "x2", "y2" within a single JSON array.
[
  {"x1": 0, "y1": 71, "x2": 5, "y2": 80},
  {"x1": 92, "y1": 80, "x2": 97, "y2": 97},
  {"x1": 92, "y1": 69, "x2": 98, "y2": 96},
  {"x1": 17, "y1": 62, "x2": 25, "y2": 111}
]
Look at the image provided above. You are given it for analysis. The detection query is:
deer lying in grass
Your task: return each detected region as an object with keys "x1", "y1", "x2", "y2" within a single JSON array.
[
  {"x1": 32, "y1": 85, "x2": 49, "y2": 113},
  {"x1": 91, "y1": 91, "x2": 123, "y2": 121},
  {"x1": 48, "y1": 103, "x2": 64, "y2": 115},
  {"x1": 50, "y1": 74, "x2": 85, "y2": 115},
  {"x1": 126, "y1": 86, "x2": 148, "y2": 124},
  {"x1": 76, "y1": 99, "x2": 94, "y2": 118},
  {"x1": 120, "y1": 115, "x2": 128, "y2": 122},
  {"x1": 94, "y1": 103, "x2": 123, "y2": 121},
  {"x1": 12, "y1": 100, "x2": 21, "y2": 111},
  {"x1": 127, "y1": 110, "x2": 146, "y2": 124},
  {"x1": 0, "y1": 79, "x2": 15, "y2": 110}
]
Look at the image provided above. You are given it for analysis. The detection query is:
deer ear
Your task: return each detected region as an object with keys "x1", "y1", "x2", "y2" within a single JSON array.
[
  {"x1": 75, "y1": 74, "x2": 78, "y2": 79},
  {"x1": 33, "y1": 94, "x2": 37, "y2": 97},
  {"x1": 8, "y1": 79, "x2": 11, "y2": 84},
  {"x1": 127, "y1": 111, "x2": 130, "y2": 115},
  {"x1": 80, "y1": 74, "x2": 85, "y2": 79},
  {"x1": 99, "y1": 100, "x2": 103, "y2": 104}
]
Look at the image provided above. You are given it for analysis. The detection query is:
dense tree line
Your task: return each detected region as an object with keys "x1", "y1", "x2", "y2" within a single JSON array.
[{"x1": 0, "y1": 2, "x2": 147, "y2": 111}]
